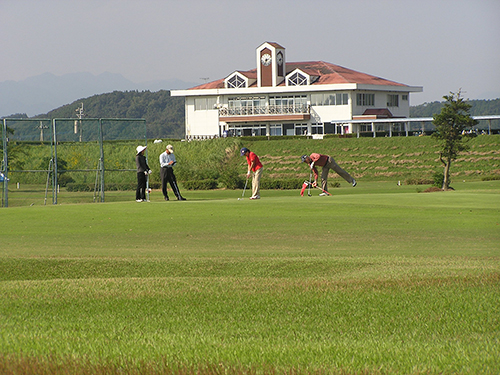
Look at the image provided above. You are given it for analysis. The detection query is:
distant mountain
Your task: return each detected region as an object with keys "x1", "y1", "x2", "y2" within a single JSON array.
[{"x1": 0, "y1": 72, "x2": 197, "y2": 118}]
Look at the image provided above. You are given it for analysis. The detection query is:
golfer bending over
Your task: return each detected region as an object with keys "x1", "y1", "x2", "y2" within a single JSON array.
[
  {"x1": 301, "y1": 153, "x2": 356, "y2": 195},
  {"x1": 240, "y1": 147, "x2": 263, "y2": 200}
]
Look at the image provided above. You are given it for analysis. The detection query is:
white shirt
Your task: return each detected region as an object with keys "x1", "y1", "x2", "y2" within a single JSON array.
[{"x1": 159, "y1": 151, "x2": 176, "y2": 168}]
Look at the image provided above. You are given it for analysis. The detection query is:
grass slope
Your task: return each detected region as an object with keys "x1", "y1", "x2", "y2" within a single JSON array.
[{"x1": 1, "y1": 181, "x2": 499, "y2": 374}]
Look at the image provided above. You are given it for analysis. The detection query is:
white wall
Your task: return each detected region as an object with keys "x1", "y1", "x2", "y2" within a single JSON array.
[{"x1": 185, "y1": 97, "x2": 220, "y2": 137}]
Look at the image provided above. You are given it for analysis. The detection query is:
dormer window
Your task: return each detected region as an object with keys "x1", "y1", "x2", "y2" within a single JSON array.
[
  {"x1": 225, "y1": 72, "x2": 248, "y2": 89},
  {"x1": 287, "y1": 71, "x2": 308, "y2": 86}
]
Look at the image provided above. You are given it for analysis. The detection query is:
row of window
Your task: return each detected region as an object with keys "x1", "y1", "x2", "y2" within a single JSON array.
[
  {"x1": 356, "y1": 93, "x2": 406, "y2": 107},
  {"x1": 195, "y1": 93, "x2": 406, "y2": 111},
  {"x1": 227, "y1": 123, "x2": 324, "y2": 137},
  {"x1": 311, "y1": 93, "x2": 348, "y2": 106},
  {"x1": 226, "y1": 122, "x2": 409, "y2": 137}
]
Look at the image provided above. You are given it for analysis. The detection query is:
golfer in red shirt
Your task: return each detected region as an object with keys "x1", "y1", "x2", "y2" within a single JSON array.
[{"x1": 241, "y1": 147, "x2": 263, "y2": 200}]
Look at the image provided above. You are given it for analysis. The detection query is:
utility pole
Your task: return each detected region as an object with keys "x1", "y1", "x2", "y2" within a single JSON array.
[
  {"x1": 75, "y1": 102, "x2": 85, "y2": 142},
  {"x1": 37, "y1": 121, "x2": 49, "y2": 143}
]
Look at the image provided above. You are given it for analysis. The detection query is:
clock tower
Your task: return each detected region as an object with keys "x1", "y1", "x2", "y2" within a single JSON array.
[{"x1": 256, "y1": 42, "x2": 285, "y2": 88}]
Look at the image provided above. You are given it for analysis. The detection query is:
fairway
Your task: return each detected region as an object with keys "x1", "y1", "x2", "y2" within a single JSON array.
[{"x1": 1, "y1": 181, "x2": 499, "y2": 374}]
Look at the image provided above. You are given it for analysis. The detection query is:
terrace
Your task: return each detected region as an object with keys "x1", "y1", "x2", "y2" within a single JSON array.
[{"x1": 218, "y1": 104, "x2": 311, "y2": 122}]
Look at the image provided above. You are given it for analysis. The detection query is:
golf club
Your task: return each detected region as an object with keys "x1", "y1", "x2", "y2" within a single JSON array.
[
  {"x1": 303, "y1": 180, "x2": 332, "y2": 196},
  {"x1": 238, "y1": 175, "x2": 249, "y2": 200},
  {"x1": 308, "y1": 169, "x2": 312, "y2": 197}
]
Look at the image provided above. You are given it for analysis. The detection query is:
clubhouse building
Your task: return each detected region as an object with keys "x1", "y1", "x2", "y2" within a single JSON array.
[{"x1": 171, "y1": 42, "x2": 423, "y2": 138}]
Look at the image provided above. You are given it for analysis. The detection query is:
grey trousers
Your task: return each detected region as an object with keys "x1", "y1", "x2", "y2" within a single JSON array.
[{"x1": 321, "y1": 156, "x2": 354, "y2": 192}]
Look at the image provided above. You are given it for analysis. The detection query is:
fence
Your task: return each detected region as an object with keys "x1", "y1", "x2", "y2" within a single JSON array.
[{"x1": 1, "y1": 118, "x2": 146, "y2": 207}]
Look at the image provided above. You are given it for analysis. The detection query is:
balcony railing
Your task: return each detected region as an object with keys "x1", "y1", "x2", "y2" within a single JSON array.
[{"x1": 219, "y1": 104, "x2": 310, "y2": 117}]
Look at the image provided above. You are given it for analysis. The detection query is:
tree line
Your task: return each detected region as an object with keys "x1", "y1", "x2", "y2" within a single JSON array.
[
  {"x1": 2, "y1": 91, "x2": 498, "y2": 140},
  {"x1": 410, "y1": 98, "x2": 500, "y2": 117},
  {"x1": 32, "y1": 90, "x2": 185, "y2": 139}
]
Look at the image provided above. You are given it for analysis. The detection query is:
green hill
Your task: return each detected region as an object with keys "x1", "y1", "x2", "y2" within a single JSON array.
[{"x1": 33, "y1": 90, "x2": 185, "y2": 139}]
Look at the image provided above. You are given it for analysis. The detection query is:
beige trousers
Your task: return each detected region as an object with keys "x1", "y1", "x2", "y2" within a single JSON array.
[{"x1": 252, "y1": 167, "x2": 263, "y2": 197}]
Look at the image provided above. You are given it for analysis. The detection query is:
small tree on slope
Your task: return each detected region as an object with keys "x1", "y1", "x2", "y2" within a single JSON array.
[{"x1": 432, "y1": 90, "x2": 478, "y2": 190}]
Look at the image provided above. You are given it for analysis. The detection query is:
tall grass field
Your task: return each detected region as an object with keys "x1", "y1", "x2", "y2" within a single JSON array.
[{"x1": 1, "y1": 180, "x2": 499, "y2": 374}]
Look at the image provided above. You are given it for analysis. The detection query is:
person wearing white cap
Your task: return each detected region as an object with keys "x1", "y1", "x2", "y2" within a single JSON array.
[
  {"x1": 159, "y1": 144, "x2": 186, "y2": 201},
  {"x1": 135, "y1": 145, "x2": 151, "y2": 202}
]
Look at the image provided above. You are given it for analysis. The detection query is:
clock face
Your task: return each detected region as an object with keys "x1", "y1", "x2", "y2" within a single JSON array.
[
  {"x1": 261, "y1": 53, "x2": 272, "y2": 66},
  {"x1": 277, "y1": 53, "x2": 283, "y2": 66}
]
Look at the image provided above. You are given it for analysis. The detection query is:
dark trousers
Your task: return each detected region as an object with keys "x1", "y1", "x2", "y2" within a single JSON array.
[
  {"x1": 136, "y1": 172, "x2": 147, "y2": 200},
  {"x1": 161, "y1": 167, "x2": 182, "y2": 199}
]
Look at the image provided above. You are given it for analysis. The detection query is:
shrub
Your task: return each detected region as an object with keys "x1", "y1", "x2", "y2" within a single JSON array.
[
  {"x1": 57, "y1": 174, "x2": 75, "y2": 187},
  {"x1": 260, "y1": 178, "x2": 305, "y2": 190},
  {"x1": 432, "y1": 171, "x2": 445, "y2": 187},
  {"x1": 183, "y1": 179, "x2": 218, "y2": 190},
  {"x1": 218, "y1": 171, "x2": 243, "y2": 189},
  {"x1": 66, "y1": 183, "x2": 94, "y2": 192},
  {"x1": 405, "y1": 178, "x2": 434, "y2": 185},
  {"x1": 481, "y1": 175, "x2": 500, "y2": 181}
]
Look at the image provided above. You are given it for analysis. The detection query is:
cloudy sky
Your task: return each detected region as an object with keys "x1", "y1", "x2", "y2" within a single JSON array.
[{"x1": 1, "y1": 0, "x2": 499, "y2": 105}]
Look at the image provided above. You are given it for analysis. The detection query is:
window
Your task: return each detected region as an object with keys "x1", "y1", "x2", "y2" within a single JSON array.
[
  {"x1": 294, "y1": 123, "x2": 308, "y2": 135},
  {"x1": 270, "y1": 124, "x2": 282, "y2": 136},
  {"x1": 310, "y1": 93, "x2": 323, "y2": 106},
  {"x1": 357, "y1": 93, "x2": 375, "y2": 106},
  {"x1": 195, "y1": 97, "x2": 217, "y2": 111},
  {"x1": 336, "y1": 93, "x2": 349, "y2": 105},
  {"x1": 287, "y1": 71, "x2": 308, "y2": 86},
  {"x1": 402, "y1": 94, "x2": 408, "y2": 101},
  {"x1": 310, "y1": 93, "x2": 349, "y2": 106},
  {"x1": 311, "y1": 123, "x2": 324, "y2": 135},
  {"x1": 387, "y1": 94, "x2": 399, "y2": 107},
  {"x1": 226, "y1": 74, "x2": 246, "y2": 88},
  {"x1": 269, "y1": 95, "x2": 307, "y2": 110},
  {"x1": 324, "y1": 94, "x2": 335, "y2": 105},
  {"x1": 227, "y1": 96, "x2": 266, "y2": 115}
]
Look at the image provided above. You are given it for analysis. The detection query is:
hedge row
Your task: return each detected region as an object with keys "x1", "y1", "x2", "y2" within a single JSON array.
[
  {"x1": 65, "y1": 178, "x2": 308, "y2": 192},
  {"x1": 66, "y1": 182, "x2": 161, "y2": 192}
]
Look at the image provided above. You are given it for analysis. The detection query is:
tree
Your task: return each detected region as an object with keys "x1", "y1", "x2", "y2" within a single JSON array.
[{"x1": 432, "y1": 90, "x2": 478, "y2": 190}]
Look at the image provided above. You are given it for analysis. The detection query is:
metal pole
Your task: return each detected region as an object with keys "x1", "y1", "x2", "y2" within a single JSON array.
[
  {"x1": 2, "y1": 119, "x2": 8, "y2": 207},
  {"x1": 99, "y1": 119, "x2": 105, "y2": 202},
  {"x1": 53, "y1": 119, "x2": 58, "y2": 204},
  {"x1": 144, "y1": 120, "x2": 149, "y2": 201}
]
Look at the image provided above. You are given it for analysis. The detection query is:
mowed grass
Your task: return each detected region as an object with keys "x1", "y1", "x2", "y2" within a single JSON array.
[{"x1": 1, "y1": 181, "x2": 499, "y2": 374}]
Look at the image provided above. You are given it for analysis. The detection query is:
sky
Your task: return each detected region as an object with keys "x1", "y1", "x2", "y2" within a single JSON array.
[{"x1": 1, "y1": 0, "x2": 499, "y2": 105}]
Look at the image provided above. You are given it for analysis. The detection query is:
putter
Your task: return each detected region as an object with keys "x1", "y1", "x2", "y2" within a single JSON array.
[{"x1": 238, "y1": 176, "x2": 249, "y2": 200}]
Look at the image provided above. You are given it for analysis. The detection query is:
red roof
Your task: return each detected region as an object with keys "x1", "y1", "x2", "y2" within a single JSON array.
[{"x1": 189, "y1": 61, "x2": 407, "y2": 90}]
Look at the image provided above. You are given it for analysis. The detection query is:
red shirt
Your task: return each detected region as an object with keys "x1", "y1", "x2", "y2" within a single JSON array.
[
  {"x1": 309, "y1": 153, "x2": 329, "y2": 180},
  {"x1": 246, "y1": 152, "x2": 263, "y2": 172}
]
